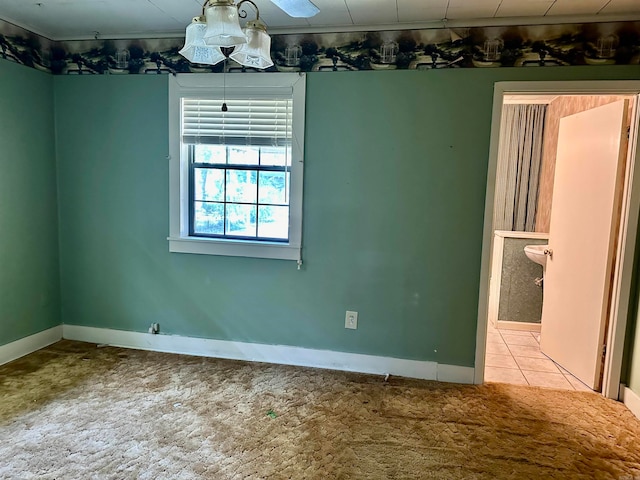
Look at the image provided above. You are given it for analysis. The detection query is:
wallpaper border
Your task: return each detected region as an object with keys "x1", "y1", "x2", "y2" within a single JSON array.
[{"x1": 1, "y1": 17, "x2": 639, "y2": 74}]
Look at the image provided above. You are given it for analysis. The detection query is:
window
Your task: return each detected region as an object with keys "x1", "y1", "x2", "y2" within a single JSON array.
[{"x1": 168, "y1": 73, "x2": 306, "y2": 261}]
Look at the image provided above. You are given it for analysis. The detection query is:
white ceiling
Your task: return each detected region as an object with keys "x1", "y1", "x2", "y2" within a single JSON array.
[{"x1": 0, "y1": 0, "x2": 639, "y2": 41}]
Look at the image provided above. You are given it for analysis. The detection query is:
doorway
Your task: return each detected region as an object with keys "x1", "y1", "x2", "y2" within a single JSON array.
[{"x1": 475, "y1": 81, "x2": 640, "y2": 400}]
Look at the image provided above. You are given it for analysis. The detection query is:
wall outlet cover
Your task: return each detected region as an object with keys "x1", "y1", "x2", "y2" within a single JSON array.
[{"x1": 345, "y1": 311, "x2": 358, "y2": 329}]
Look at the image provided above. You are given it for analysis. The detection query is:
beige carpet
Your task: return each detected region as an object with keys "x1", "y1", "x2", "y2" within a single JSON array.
[{"x1": 1, "y1": 341, "x2": 640, "y2": 479}]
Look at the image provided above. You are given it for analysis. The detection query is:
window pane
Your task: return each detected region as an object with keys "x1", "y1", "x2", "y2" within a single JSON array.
[
  {"x1": 194, "y1": 202, "x2": 224, "y2": 235},
  {"x1": 258, "y1": 206, "x2": 289, "y2": 240},
  {"x1": 226, "y1": 169, "x2": 257, "y2": 203},
  {"x1": 226, "y1": 204, "x2": 257, "y2": 237},
  {"x1": 260, "y1": 146, "x2": 287, "y2": 166},
  {"x1": 195, "y1": 145, "x2": 226, "y2": 164},
  {"x1": 258, "y1": 171, "x2": 289, "y2": 205},
  {"x1": 194, "y1": 168, "x2": 224, "y2": 201},
  {"x1": 228, "y1": 146, "x2": 259, "y2": 165}
]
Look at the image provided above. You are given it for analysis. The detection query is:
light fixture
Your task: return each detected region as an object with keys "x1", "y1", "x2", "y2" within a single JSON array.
[
  {"x1": 203, "y1": 1, "x2": 246, "y2": 47},
  {"x1": 180, "y1": 0, "x2": 273, "y2": 69},
  {"x1": 229, "y1": 19, "x2": 273, "y2": 69},
  {"x1": 179, "y1": 19, "x2": 226, "y2": 65}
]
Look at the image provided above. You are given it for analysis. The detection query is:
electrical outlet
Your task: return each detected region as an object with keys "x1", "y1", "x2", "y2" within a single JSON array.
[
  {"x1": 148, "y1": 323, "x2": 160, "y2": 334},
  {"x1": 345, "y1": 311, "x2": 358, "y2": 330}
]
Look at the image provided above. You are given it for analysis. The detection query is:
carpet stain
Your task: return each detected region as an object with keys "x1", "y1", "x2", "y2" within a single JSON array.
[{"x1": 1, "y1": 340, "x2": 640, "y2": 479}]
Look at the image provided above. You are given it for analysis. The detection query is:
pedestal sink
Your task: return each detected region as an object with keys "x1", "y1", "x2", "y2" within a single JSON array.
[{"x1": 524, "y1": 244, "x2": 549, "y2": 270}]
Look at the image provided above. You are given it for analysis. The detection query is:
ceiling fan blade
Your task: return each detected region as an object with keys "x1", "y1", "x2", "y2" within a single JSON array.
[{"x1": 269, "y1": 0, "x2": 320, "y2": 18}]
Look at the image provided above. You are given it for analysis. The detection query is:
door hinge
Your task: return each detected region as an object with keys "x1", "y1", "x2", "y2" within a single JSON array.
[
  {"x1": 602, "y1": 344, "x2": 607, "y2": 357},
  {"x1": 628, "y1": 126, "x2": 631, "y2": 140}
]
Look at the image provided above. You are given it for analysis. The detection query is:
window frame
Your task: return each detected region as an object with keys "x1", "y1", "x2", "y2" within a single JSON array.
[
  {"x1": 188, "y1": 144, "x2": 292, "y2": 242},
  {"x1": 168, "y1": 73, "x2": 306, "y2": 261}
]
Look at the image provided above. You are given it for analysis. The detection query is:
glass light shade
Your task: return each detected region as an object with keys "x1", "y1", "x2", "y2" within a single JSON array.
[
  {"x1": 179, "y1": 21, "x2": 226, "y2": 65},
  {"x1": 229, "y1": 22, "x2": 274, "y2": 69},
  {"x1": 203, "y1": 4, "x2": 247, "y2": 48}
]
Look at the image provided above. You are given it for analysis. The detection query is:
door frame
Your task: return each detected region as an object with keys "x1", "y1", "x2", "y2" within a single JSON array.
[{"x1": 475, "y1": 81, "x2": 640, "y2": 399}]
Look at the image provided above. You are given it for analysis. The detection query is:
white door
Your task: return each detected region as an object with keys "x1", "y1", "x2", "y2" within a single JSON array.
[{"x1": 540, "y1": 100, "x2": 630, "y2": 391}]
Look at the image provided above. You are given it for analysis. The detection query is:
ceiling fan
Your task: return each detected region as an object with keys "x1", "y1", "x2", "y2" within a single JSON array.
[
  {"x1": 179, "y1": 0, "x2": 319, "y2": 69},
  {"x1": 266, "y1": 0, "x2": 320, "y2": 18}
]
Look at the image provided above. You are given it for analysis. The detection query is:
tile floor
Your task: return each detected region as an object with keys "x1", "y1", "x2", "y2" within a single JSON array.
[{"x1": 484, "y1": 322, "x2": 593, "y2": 391}]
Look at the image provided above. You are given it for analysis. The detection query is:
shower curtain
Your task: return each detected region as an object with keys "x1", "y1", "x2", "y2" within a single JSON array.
[{"x1": 493, "y1": 103, "x2": 547, "y2": 232}]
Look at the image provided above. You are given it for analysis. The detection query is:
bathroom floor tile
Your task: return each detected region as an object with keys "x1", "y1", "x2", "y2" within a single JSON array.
[
  {"x1": 507, "y1": 344, "x2": 547, "y2": 359},
  {"x1": 522, "y1": 371, "x2": 574, "y2": 390},
  {"x1": 485, "y1": 353, "x2": 518, "y2": 369},
  {"x1": 497, "y1": 329, "x2": 533, "y2": 336},
  {"x1": 563, "y1": 373, "x2": 593, "y2": 392},
  {"x1": 485, "y1": 367, "x2": 528, "y2": 385},
  {"x1": 484, "y1": 327, "x2": 581, "y2": 390},
  {"x1": 486, "y1": 332, "x2": 504, "y2": 344},
  {"x1": 515, "y1": 356, "x2": 561, "y2": 373},
  {"x1": 486, "y1": 342, "x2": 511, "y2": 356},
  {"x1": 502, "y1": 334, "x2": 540, "y2": 348}
]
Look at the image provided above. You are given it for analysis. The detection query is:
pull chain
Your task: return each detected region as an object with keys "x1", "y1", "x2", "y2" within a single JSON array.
[{"x1": 222, "y1": 58, "x2": 228, "y2": 112}]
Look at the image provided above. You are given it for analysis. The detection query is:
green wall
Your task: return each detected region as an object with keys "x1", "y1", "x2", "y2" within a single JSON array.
[
  {"x1": 0, "y1": 43, "x2": 638, "y2": 384},
  {"x1": 54, "y1": 66, "x2": 640, "y2": 369},
  {"x1": 626, "y1": 304, "x2": 640, "y2": 391},
  {"x1": 0, "y1": 60, "x2": 60, "y2": 346},
  {"x1": 622, "y1": 228, "x2": 640, "y2": 390}
]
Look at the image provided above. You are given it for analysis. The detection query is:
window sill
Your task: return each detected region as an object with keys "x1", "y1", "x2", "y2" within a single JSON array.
[{"x1": 168, "y1": 236, "x2": 301, "y2": 261}]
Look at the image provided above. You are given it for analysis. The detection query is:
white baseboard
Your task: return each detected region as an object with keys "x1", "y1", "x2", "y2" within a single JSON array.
[
  {"x1": 622, "y1": 386, "x2": 640, "y2": 420},
  {"x1": 0, "y1": 326, "x2": 63, "y2": 366},
  {"x1": 62, "y1": 325, "x2": 475, "y2": 384},
  {"x1": 496, "y1": 320, "x2": 541, "y2": 332}
]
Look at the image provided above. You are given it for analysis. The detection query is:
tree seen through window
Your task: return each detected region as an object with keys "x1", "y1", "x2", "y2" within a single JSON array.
[{"x1": 190, "y1": 144, "x2": 290, "y2": 241}]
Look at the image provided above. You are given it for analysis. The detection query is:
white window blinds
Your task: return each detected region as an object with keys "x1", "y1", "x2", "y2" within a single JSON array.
[{"x1": 181, "y1": 98, "x2": 292, "y2": 147}]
